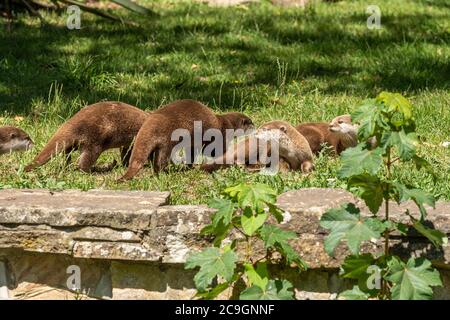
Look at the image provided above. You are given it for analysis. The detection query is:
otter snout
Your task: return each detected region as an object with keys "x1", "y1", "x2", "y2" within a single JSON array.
[
  {"x1": 329, "y1": 124, "x2": 339, "y2": 132},
  {"x1": 25, "y1": 138, "x2": 34, "y2": 151},
  {"x1": 12, "y1": 136, "x2": 34, "y2": 153}
]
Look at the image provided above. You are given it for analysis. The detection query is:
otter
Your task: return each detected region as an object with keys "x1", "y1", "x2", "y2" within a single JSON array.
[
  {"x1": 328, "y1": 114, "x2": 359, "y2": 151},
  {"x1": 0, "y1": 126, "x2": 34, "y2": 155},
  {"x1": 118, "y1": 99, "x2": 253, "y2": 181},
  {"x1": 24, "y1": 101, "x2": 148, "y2": 172},
  {"x1": 296, "y1": 114, "x2": 358, "y2": 155},
  {"x1": 200, "y1": 120, "x2": 314, "y2": 173}
]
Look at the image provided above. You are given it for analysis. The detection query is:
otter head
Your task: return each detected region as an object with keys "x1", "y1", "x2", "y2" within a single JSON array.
[
  {"x1": 329, "y1": 114, "x2": 357, "y2": 135},
  {"x1": 221, "y1": 112, "x2": 254, "y2": 132},
  {"x1": 259, "y1": 120, "x2": 292, "y2": 133},
  {"x1": 0, "y1": 126, "x2": 34, "y2": 155}
]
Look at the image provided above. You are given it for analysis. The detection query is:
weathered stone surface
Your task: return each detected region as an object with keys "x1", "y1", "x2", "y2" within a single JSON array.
[
  {"x1": 0, "y1": 261, "x2": 9, "y2": 299},
  {"x1": 276, "y1": 188, "x2": 360, "y2": 234},
  {"x1": 72, "y1": 227, "x2": 141, "y2": 243},
  {"x1": 73, "y1": 241, "x2": 161, "y2": 262},
  {"x1": 277, "y1": 188, "x2": 450, "y2": 234},
  {"x1": 111, "y1": 261, "x2": 198, "y2": 300},
  {"x1": 0, "y1": 250, "x2": 110, "y2": 300},
  {"x1": 153, "y1": 205, "x2": 213, "y2": 232},
  {"x1": 0, "y1": 225, "x2": 72, "y2": 255},
  {"x1": 0, "y1": 188, "x2": 448, "y2": 300},
  {"x1": 2, "y1": 250, "x2": 450, "y2": 300},
  {"x1": 149, "y1": 205, "x2": 214, "y2": 263},
  {"x1": 0, "y1": 189, "x2": 169, "y2": 230}
]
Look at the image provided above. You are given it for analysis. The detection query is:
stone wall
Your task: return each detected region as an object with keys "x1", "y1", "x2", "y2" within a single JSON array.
[{"x1": 0, "y1": 188, "x2": 449, "y2": 300}]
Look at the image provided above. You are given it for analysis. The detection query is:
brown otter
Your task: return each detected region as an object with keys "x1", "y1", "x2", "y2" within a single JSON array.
[
  {"x1": 296, "y1": 114, "x2": 358, "y2": 155},
  {"x1": 0, "y1": 126, "x2": 34, "y2": 155},
  {"x1": 118, "y1": 99, "x2": 253, "y2": 181},
  {"x1": 200, "y1": 120, "x2": 314, "y2": 174},
  {"x1": 24, "y1": 101, "x2": 148, "y2": 172}
]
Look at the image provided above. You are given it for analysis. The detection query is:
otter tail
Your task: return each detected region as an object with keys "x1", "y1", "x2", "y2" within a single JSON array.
[{"x1": 25, "y1": 131, "x2": 75, "y2": 172}]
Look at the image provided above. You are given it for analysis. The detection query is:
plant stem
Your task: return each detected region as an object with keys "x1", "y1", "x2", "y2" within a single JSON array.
[
  {"x1": 247, "y1": 236, "x2": 253, "y2": 263},
  {"x1": 381, "y1": 147, "x2": 392, "y2": 298},
  {"x1": 384, "y1": 148, "x2": 391, "y2": 255}
]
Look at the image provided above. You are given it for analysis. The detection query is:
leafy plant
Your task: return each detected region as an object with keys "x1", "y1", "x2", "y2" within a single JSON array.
[
  {"x1": 320, "y1": 92, "x2": 448, "y2": 300},
  {"x1": 185, "y1": 183, "x2": 307, "y2": 300}
]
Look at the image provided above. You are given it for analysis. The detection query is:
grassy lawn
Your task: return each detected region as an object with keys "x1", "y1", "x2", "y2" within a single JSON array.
[{"x1": 0, "y1": 0, "x2": 448, "y2": 204}]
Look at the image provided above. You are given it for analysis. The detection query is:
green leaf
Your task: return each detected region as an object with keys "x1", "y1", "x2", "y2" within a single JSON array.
[
  {"x1": 244, "y1": 263, "x2": 269, "y2": 290},
  {"x1": 209, "y1": 198, "x2": 235, "y2": 228},
  {"x1": 339, "y1": 286, "x2": 370, "y2": 300},
  {"x1": 200, "y1": 220, "x2": 232, "y2": 247},
  {"x1": 338, "y1": 145, "x2": 383, "y2": 178},
  {"x1": 320, "y1": 203, "x2": 382, "y2": 256},
  {"x1": 240, "y1": 280, "x2": 294, "y2": 300},
  {"x1": 412, "y1": 219, "x2": 448, "y2": 248},
  {"x1": 267, "y1": 202, "x2": 284, "y2": 223},
  {"x1": 393, "y1": 183, "x2": 435, "y2": 219},
  {"x1": 365, "y1": 217, "x2": 391, "y2": 234},
  {"x1": 195, "y1": 282, "x2": 231, "y2": 300},
  {"x1": 395, "y1": 222, "x2": 410, "y2": 235},
  {"x1": 377, "y1": 92, "x2": 412, "y2": 120},
  {"x1": 412, "y1": 155, "x2": 436, "y2": 180},
  {"x1": 352, "y1": 100, "x2": 387, "y2": 140},
  {"x1": 347, "y1": 174, "x2": 384, "y2": 214},
  {"x1": 340, "y1": 254, "x2": 376, "y2": 280},
  {"x1": 340, "y1": 254, "x2": 381, "y2": 293},
  {"x1": 259, "y1": 225, "x2": 308, "y2": 270},
  {"x1": 185, "y1": 247, "x2": 238, "y2": 292},
  {"x1": 259, "y1": 224, "x2": 296, "y2": 247},
  {"x1": 385, "y1": 257, "x2": 442, "y2": 300},
  {"x1": 225, "y1": 183, "x2": 277, "y2": 211},
  {"x1": 279, "y1": 241, "x2": 308, "y2": 270},
  {"x1": 241, "y1": 207, "x2": 268, "y2": 236},
  {"x1": 381, "y1": 130, "x2": 417, "y2": 160}
]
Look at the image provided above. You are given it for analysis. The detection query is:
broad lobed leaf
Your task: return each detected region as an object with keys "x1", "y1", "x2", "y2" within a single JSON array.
[
  {"x1": 386, "y1": 257, "x2": 442, "y2": 300},
  {"x1": 392, "y1": 182, "x2": 435, "y2": 219},
  {"x1": 338, "y1": 145, "x2": 383, "y2": 178},
  {"x1": 185, "y1": 247, "x2": 238, "y2": 292},
  {"x1": 225, "y1": 183, "x2": 277, "y2": 211},
  {"x1": 208, "y1": 198, "x2": 235, "y2": 228},
  {"x1": 339, "y1": 285, "x2": 370, "y2": 300},
  {"x1": 240, "y1": 279, "x2": 294, "y2": 300},
  {"x1": 347, "y1": 174, "x2": 384, "y2": 214},
  {"x1": 320, "y1": 203, "x2": 383, "y2": 256}
]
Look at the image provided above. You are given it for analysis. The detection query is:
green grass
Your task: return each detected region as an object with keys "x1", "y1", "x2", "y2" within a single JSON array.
[{"x1": 0, "y1": 0, "x2": 449, "y2": 204}]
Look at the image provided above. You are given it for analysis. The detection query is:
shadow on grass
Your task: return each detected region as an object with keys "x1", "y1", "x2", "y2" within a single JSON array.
[{"x1": 0, "y1": 1, "x2": 449, "y2": 115}]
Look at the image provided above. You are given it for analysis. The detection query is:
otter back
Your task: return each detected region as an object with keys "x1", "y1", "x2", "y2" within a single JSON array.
[
  {"x1": 25, "y1": 101, "x2": 148, "y2": 172},
  {"x1": 119, "y1": 99, "x2": 253, "y2": 181}
]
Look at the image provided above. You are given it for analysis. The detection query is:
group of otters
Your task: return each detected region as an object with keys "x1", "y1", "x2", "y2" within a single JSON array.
[{"x1": 0, "y1": 99, "x2": 358, "y2": 180}]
